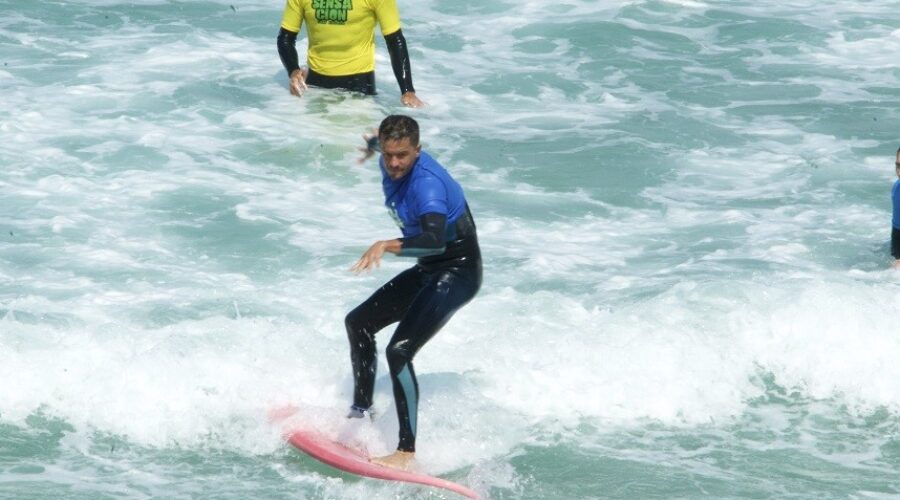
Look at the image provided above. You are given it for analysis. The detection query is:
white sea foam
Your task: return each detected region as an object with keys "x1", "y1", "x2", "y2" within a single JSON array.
[{"x1": 2, "y1": 1, "x2": 900, "y2": 497}]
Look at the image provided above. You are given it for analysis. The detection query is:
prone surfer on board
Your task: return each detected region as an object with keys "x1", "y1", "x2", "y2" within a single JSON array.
[
  {"x1": 276, "y1": 0, "x2": 424, "y2": 107},
  {"x1": 346, "y1": 115, "x2": 481, "y2": 469}
]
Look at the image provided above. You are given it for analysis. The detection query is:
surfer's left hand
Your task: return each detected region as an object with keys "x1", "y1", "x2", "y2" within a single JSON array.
[
  {"x1": 401, "y1": 92, "x2": 424, "y2": 108},
  {"x1": 357, "y1": 128, "x2": 380, "y2": 164}
]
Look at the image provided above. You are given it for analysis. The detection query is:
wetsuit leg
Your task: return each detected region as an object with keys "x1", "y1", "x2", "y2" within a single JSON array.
[
  {"x1": 892, "y1": 227, "x2": 900, "y2": 259},
  {"x1": 345, "y1": 267, "x2": 423, "y2": 410},
  {"x1": 385, "y1": 265, "x2": 481, "y2": 452}
]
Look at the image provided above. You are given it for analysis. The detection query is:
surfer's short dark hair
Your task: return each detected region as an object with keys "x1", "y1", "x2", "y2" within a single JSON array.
[{"x1": 379, "y1": 115, "x2": 419, "y2": 146}]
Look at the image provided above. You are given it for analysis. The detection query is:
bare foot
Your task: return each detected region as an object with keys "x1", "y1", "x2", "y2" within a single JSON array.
[{"x1": 370, "y1": 450, "x2": 415, "y2": 470}]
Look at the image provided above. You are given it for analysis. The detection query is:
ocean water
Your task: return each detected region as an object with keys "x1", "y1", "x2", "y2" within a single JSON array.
[{"x1": 2, "y1": 0, "x2": 900, "y2": 498}]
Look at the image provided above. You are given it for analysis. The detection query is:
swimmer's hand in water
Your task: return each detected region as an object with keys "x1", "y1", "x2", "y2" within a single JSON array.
[
  {"x1": 401, "y1": 91, "x2": 425, "y2": 108},
  {"x1": 289, "y1": 67, "x2": 308, "y2": 97}
]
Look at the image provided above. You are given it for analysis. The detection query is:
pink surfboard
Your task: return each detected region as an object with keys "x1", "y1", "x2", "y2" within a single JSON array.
[
  {"x1": 266, "y1": 405, "x2": 478, "y2": 500},
  {"x1": 285, "y1": 429, "x2": 479, "y2": 499}
]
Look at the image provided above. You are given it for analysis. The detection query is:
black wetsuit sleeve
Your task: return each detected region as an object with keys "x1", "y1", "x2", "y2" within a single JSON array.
[
  {"x1": 277, "y1": 28, "x2": 301, "y2": 76},
  {"x1": 398, "y1": 213, "x2": 446, "y2": 257},
  {"x1": 384, "y1": 29, "x2": 415, "y2": 95}
]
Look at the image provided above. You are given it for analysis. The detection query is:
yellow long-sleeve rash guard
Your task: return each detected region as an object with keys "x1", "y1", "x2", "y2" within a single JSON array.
[{"x1": 280, "y1": 0, "x2": 402, "y2": 77}]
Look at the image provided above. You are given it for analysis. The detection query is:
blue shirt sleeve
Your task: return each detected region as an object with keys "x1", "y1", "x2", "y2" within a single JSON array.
[
  {"x1": 412, "y1": 174, "x2": 449, "y2": 217},
  {"x1": 892, "y1": 179, "x2": 900, "y2": 229}
]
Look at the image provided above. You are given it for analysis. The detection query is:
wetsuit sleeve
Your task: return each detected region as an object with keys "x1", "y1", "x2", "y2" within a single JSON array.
[
  {"x1": 277, "y1": 0, "x2": 303, "y2": 76},
  {"x1": 373, "y1": 0, "x2": 414, "y2": 94},
  {"x1": 398, "y1": 213, "x2": 447, "y2": 257},
  {"x1": 397, "y1": 175, "x2": 448, "y2": 257},
  {"x1": 384, "y1": 30, "x2": 415, "y2": 95},
  {"x1": 277, "y1": 28, "x2": 301, "y2": 76}
]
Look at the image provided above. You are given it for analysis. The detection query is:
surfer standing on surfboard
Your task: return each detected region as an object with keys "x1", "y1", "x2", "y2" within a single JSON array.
[
  {"x1": 276, "y1": 0, "x2": 424, "y2": 107},
  {"x1": 346, "y1": 115, "x2": 481, "y2": 469}
]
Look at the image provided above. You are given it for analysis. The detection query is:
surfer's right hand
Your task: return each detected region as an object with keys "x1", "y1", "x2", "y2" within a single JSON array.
[
  {"x1": 289, "y1": 67, "x2": 308, "y2": 97},
  {"x1": 350, "y1": 240, "x2": 386, "y2": 274}
]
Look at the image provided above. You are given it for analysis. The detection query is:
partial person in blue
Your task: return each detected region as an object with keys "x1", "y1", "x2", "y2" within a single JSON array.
[
  {"x1": 345, "y1": 115, "x2": 482, "y2": 469},
  {"x1": 892, "y1": 146, "x2": 900, "y2": 269}
]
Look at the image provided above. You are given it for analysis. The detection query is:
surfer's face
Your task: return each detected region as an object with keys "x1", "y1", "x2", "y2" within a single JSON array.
[
  {"x1": 381, "y1": 137, "x2": 420, "y2": 180},
  {"x1": 896, "y1": 152, "x2": 900, "y2": 178}
]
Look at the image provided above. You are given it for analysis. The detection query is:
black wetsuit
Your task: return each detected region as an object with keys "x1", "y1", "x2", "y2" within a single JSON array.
[{"x1": 345, "y1": 152, "x2": 481, "y2": 452}]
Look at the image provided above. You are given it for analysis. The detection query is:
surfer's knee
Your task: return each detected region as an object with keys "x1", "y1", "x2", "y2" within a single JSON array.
[
  {"x1": 345, "y1": 310, "x2": 368, "y2": 340},
  {"x1": 385, "y1": 342, "x2": 412, "y2": 373},
  {"x1": 344, "y1": 311, "x2": 357, "y2": 335}
]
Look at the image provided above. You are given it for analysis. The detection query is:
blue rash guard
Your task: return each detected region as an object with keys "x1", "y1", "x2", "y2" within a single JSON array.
[
  {"x1": 892, "y1": 178, "x2": 900, "y2": 229},
  {"x1": 380, "y1": 151, "x2": 477, "y2": 263}
]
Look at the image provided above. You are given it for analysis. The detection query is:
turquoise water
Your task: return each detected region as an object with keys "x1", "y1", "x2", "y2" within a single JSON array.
[{"x1": 2, "y1": 0, "x2": 900, "y2": 498}]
